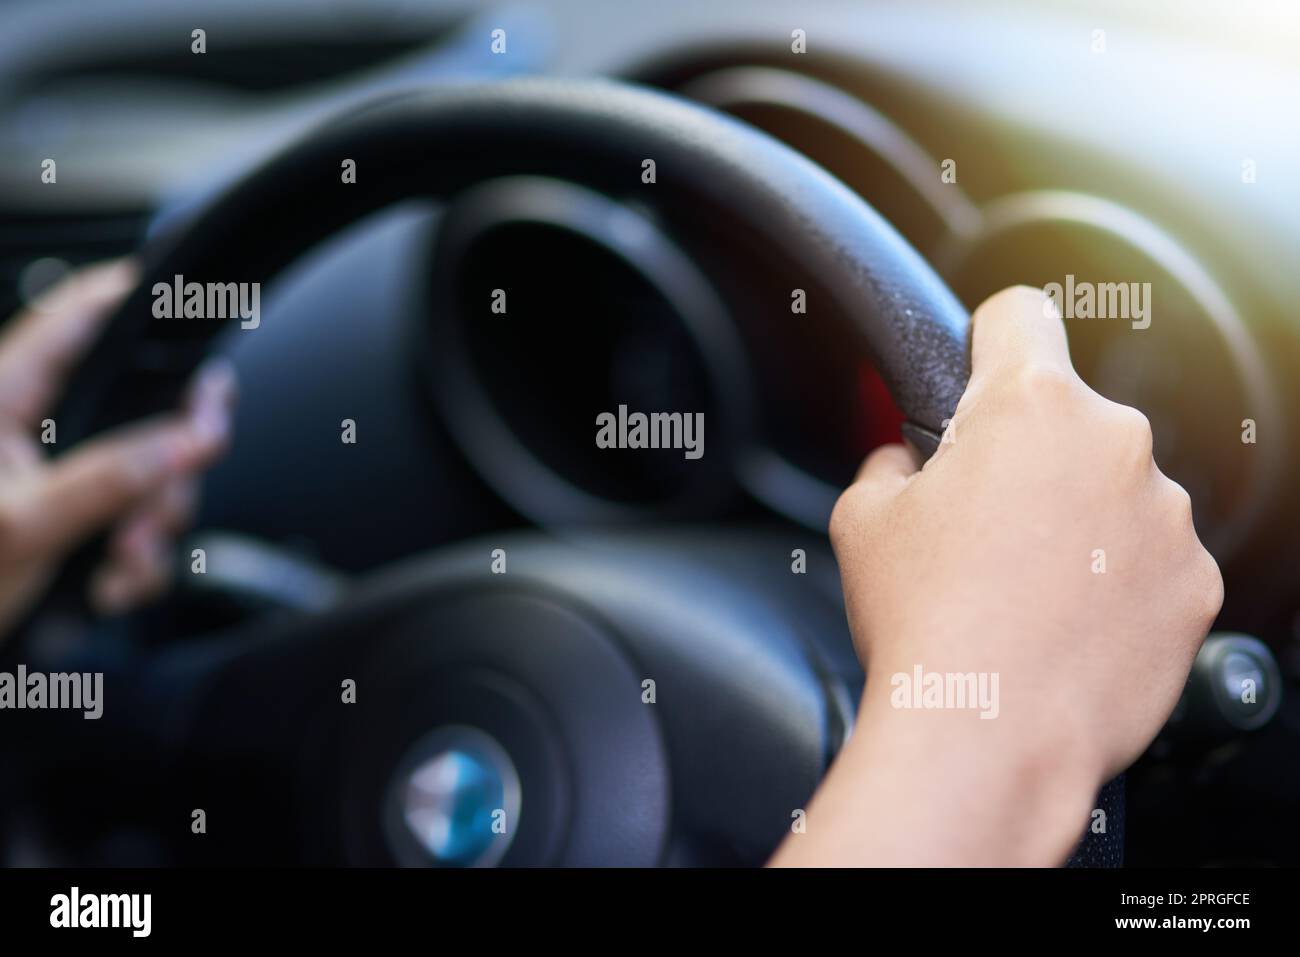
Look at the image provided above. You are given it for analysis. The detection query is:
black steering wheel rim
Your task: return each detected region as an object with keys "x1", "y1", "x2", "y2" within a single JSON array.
[{"x1": 55, "y1": 77, "x2": 971, "y2": 450}]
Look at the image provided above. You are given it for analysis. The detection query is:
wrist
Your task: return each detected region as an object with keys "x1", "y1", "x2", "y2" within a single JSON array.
[
  {"x1": 844, "y1": 686, "x2": 1103, "y2": 866},
  {"x1": 771, "y1": 680, "x2": 1104, "y2": 867}
]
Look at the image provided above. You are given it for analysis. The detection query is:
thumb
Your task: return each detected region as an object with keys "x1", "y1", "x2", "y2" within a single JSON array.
[
  {"x1": 854, "y1": 442, "x2": 918, "y2": 486},
  {"x1": 850, "y1": 442, "x2": 919, "y2": 515},
  {"x1": 830, "y1": 443, "x2": 918, "y2": 558}
]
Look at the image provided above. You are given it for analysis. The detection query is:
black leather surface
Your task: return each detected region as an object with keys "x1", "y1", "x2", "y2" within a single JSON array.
[{"x1": 1067, "y1": 775, "x2": 1126, "y2": 867}]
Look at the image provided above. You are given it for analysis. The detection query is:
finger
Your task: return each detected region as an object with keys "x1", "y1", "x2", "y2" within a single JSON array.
[
  {"x1": 111, "y1": 476, "x2": 192, "y2": 548},
  {"x1": 966, "y1": 285, "x2": 1074, "y2": 394},
  {"x1": 92, "y1": 497, "x2": 170, "y2": 614},
  {"x1": 86, "y1": 355, "x2": 233, "y2": 615},
  {"x1": 89, "y1": 529, "x2": 172, "y2": 616},
  {"x1": 839, "y1": 443, "x2": 919, "y2": 526},
  {"x1": 0, "y1": 259, "x2": 138, "y2": 425},
  {"x1": 0, "y1": 433, "x2": 40, "y2": 476},
  {"x1": 184, "y1": 356, "x2": 238, "y2": 448},
  {"x1": 108, "y1": 360, "x2": 234, "y2": 547},
  {"x1": 854, "y1": 442, "x2": 918, "y2": 485},
  {"x1": 831, "y1": 444, "x2": 916, "y2": 561},
  {"x1": 102, "y1": 476, "x2": 195, "y2": 572},
  {"x1": 15, "y1": 414, "x2": 220, "y2": 559},
  {"x1": 134, "y1": 477, "x2": 197, "y2": 540}
]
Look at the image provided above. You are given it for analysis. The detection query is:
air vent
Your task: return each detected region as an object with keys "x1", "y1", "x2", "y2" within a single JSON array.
[
  {"x1": 0, "y1": 1, "x2": 474, "y2": 98},
  {"x1": 0, "y1": 211, "x2": 144, "y2": 323}
]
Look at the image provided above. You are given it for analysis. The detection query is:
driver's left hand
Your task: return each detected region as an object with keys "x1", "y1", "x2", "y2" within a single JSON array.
[{"x1": 0, "y1": 259, "x2": 235, "y2": 639}]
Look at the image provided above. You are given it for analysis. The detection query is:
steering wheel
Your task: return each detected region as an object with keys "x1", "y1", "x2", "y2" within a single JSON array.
[{"x1": 38, "y1": 78, "x2": 1120, "y2": 866}]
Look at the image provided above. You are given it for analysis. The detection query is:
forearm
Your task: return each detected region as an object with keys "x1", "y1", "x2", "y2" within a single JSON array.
[{"x1": 769, "y1": 690, "x2": 1100, "y2": 867}]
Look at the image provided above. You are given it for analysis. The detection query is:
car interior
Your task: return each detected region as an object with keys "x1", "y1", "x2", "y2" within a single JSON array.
[{"x1": 0, "y1": 0, "x2": 1297, "y2": 868}]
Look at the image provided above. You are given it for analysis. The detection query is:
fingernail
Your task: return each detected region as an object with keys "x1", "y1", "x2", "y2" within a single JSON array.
[
  {"x1": 193, "y1": 357, "x2": 236, "y2": 403},
  {"x1": 190, "y1": 401, "x2": 230, "y2": 447}
]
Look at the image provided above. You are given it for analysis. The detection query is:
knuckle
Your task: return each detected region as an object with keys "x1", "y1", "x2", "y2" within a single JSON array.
[
  {"x1": 828, "y1": 484, "x2": 865, "y2": 547},
  {"x1": 1105, "y1": 401, "x2": 1154, "y2": 460},
  {"x1": 1161, "y1": 474, "x2": 1195, "y2": 525},
  {"x1": 1011, "y1": 365, "x2": 1076, "y2": 400},
  {"x1": 1198, "y1": 548, "x2": 1226, "y2": 621}
]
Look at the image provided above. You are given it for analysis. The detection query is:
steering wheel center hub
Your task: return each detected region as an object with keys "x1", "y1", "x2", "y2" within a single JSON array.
[{"x1": 383, "y1": 725, "x2": 521, "y2": 867}]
